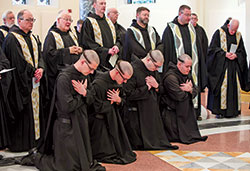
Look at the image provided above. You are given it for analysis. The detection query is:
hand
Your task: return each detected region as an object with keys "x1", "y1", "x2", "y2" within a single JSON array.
[
  {"x1": 146, "y1": 82, "x2": 152, "y2": 90},
  {"x1": 77, "y1": 46, "x2": 83, "y2": 54},
  {"x1": 111, "y1": 45, "x2": 119, "y2": 54},
  {"x1": 226, "y1": 52, "x2": 237, "y2": 60},
  {"x1": 145, "y1": 76, "x2": 159, "y2": 89},
  {"x1": 107, "y1": 89, "x2": 121, "y2": 104},
  {"x1": 69, "y1": 46, "x2": 80, "y2": 55},
  {"x1": 34, "y1": 68, "x2": 43, "y2": 83},
  {"x1": 72, "y1": 80, "x2": 87, "y2": 96},
  {"x1": 180, "y1": 80, "x2": 193, "y2": 93}
]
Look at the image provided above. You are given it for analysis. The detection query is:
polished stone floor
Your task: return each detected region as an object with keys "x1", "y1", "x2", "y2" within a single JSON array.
[{"x1": 0, "y1": 99, "x2": 250, "y2": 171}]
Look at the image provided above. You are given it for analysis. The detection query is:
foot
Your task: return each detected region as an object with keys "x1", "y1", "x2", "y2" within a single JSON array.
[
  {"x1": 197, "y1": 116, "x2": 202, "y2": 121},
  {"x1": 216, "y1": 114, "x2": 224, "y2": 119}
]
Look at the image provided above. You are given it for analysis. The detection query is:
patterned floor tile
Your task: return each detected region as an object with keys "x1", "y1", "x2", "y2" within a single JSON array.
[{"x1": 151, "y1": 150, "x2": 250, "y2": 171}]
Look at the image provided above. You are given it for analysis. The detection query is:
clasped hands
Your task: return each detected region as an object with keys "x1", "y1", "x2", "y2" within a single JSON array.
[
  {"x1": 108, "y1": 45, "x2": 119, "y2": 56},
  {"x1": 226, "y1": 52, "x2": 237, "y2": 60},
  {"x1": 145, "y1": 76, "x2": 159, "y2": 90},
  {"x1": 69, "y1": 46, "x2": 82, "y2": 55},
  {"x1": 180, "y1": 80, "x2": 193, "y2": 93},
  {"x1": 72, "y1": 79, "x2": 88, "y2": 96},
  {"x1": 34, "y1": 68, "x2": 44, "y2": 83},
  {"x1": 107, "y1": 89, "x2": 121, "y2": 104}
]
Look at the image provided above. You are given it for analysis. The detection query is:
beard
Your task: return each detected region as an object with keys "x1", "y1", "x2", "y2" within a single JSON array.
[{"x1": 139, "y1": 17, "x2": 149, "y2": 25}]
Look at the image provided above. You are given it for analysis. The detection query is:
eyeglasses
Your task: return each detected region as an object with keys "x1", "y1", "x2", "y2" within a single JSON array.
[
  {"x1": 20, "y1": 18, "x2": 36, "y2": 23},
  {"x1": 181, "y1": 13, "x2": 191, "y2": 17},
  {"x1": 60, "y1": 18, "x2": 73, "y2": 23},
  {"x1": 149, "y1": 51, "x2": 161, "y2": 68},
  {"x1": 83, "y1": 53, "x2": 95, "y2": 71},
  {"x1": 116, "y1": 62, "x2": 128, "y2": 81}
]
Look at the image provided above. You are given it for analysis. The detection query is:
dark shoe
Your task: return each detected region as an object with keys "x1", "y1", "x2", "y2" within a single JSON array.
[
  {"x1": 90, "y1": 160, "x2": 106, "y2": 171},
  {"x1": 17, "y1": 147, "x2": 38, "y2": 166},
  {"x1": 216, "y1": 114, "x2": 224, "y2": 119},
  {"x1": 0, "y1": 155, "x2": 3, "y2": 160},
  {"x1": 197, "y1": 116, "x2": 202, "y2": 121}
]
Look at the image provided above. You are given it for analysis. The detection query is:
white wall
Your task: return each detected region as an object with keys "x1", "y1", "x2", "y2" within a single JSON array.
[{"x1": 0, "y1": 0, "x2": 80, "y2": 42}]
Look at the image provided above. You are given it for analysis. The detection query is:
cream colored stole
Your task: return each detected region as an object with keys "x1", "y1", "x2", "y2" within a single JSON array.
[
  {"x1": 50, "y1": 28, "x2": 79, "y2": 49},
  {"x1": 87, "y1": 16, "x2": 118, "y2": 67},
  {"x1": 11, "y1": 32, "x2": 40, "y2": 140},
  {"x1": 219, "y1": 28, "x2": 241, "y2": 110},
  {"x1": 0, "y1": 28, "x2": 8, "y2": 38},
  {"x1": 168, "y1": 22, "x2": 199, "y2": 108},
  {"x1": 129, "y1": 25, "x2": 156, "y2": 50}
]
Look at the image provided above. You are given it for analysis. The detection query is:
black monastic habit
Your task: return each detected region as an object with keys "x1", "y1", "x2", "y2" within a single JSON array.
[
  {"x1": 0, "y1": 48, "x2": 11, "y2": 149},
  {"x1": 2, "y1": 26, "x2": 47, "y2": 152},
  {"x1": 162, "y1": 16, "x2": 207, "y2": 117},
  {"x1": 160, "y1": 62, "x2": 208, "y2": 144},
  {"x1": 123, "y1": 58, "x2": 178, "y2": 150},
  {"x1": 194, "y1": 24, "x2": 208, "y2": 63},
  {"x1": 0, "y1": 25, "x2": 9, "y2": 48},
  {"x1": 89, "y1": 72, "x2": 136, "y2": 164},
  {"x1": 43, "y1": 23, "x2": 80, "y2": 99},
  {"x1": 35, "y1": 65, "x2": 102, "y2": 171},
  {"x1": 80, "y1": 13, "x2": 122, "y2": 71},
  {"x1": 207, "y1": 26, "x2": 248, "y2": 118},
  {"x1": 123, "y1": 19, "x2": 163, "y2": 62}
]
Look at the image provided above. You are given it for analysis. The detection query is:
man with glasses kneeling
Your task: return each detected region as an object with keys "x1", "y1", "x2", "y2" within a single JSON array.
[
  {"x1": 88, "y1": 60, "x2": 137, "y2": 164},
  {"x1": 123, "y1": 50, "x2": 178, "y2": 150}
]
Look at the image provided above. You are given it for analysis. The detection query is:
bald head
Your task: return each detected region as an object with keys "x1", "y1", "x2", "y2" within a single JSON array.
[
  {"x1": 116, "y1": 60, "x2": 133, "y2": 76},
  {"x1": 81, "y1": 49, "x2": 100, "y2": 65},
  {"x1": 148, "y1": 50, "x2": 164, "y2": 63},
  {"x1": 228, "y1": 19, "x2": 239, "y2": 35},
  {"x1": 177, "y1": 54, "x2": 192, "y2": 64}
]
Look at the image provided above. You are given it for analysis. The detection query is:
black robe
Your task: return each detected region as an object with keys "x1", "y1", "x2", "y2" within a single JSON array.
[
  {"x1": 123, "y1": 58, "x2": 177, "y2": 150},
  {"x1": 207, "y1": 27, "x2": 248, "y2": 118},
  {"x1": 114, "y1": 22, "x2": 126, "y2": 58},
  {"x1": 162, "y1": 16, "x2": 207, "y2": 117},
  {"x1": 43, "y1": 24, "x2": 80, "y2": 99},
  {"x1": 0, "y1": 47, "x2": 11, "y2": 149},
  {"x1": 160, "y1": 62, "x2": 207, "y2": 144},
  {"x1": 194, "y1": 24, "x2": 208, "y2": 63},
  {"x1": 123, "y1": 19, "x2": 163, "y2": 62},
  {"x1": 2, "y1": 26, "x2": 47, "y2": 152},
  {"x1": 0, "y1": 25, "x2": 9, "y2": 48},
  {"x1": 80, "y1": 13, "x2": 122, "y2": 71},
  {"x1": 89, "y1": 72, "x2": 136, "y2": 164},
  {"x1": 35, "y1": 65, "x2": 101, "y2": 171}
]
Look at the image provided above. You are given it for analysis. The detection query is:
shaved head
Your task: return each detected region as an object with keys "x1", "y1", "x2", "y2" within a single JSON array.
[
  {"x1": 116, "y1": 60, "x2": 133, "y2": 76},
  {"x1": 81, "y1": 49, "x2": 100, "y2": 65},
  {"x1": 148, "y1": 50, "x2": 164, "y2": 63},
  {"x1": 228, "y1": 19, "x2": 239, "y2": 35}
]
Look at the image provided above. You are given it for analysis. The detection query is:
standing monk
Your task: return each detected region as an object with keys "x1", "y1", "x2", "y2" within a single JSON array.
[
  {"x1": 207, "y1": 19, "x2": 248, "y2": 118},
  {"x1": 2, "y1": 9, "x2": 47, "y2": 152}
]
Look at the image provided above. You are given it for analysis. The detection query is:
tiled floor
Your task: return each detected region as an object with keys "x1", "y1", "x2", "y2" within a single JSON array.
[{"x1": 0, "y1": 95, "x2": 250, "y2": 170}]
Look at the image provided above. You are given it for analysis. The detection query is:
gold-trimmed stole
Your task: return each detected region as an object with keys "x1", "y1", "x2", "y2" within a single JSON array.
[
  {"x1": 87, "y1": 16, "x2": 118, "y2": 67},
  {"x1": 50, "y1": 29, "x2": 79, "y2": 49},
  {"x1": 0, "y1": 28, "x2": 8, "y2": 38},
  {"x1": 129, "y1": 25, "x2": 156, "y2": 50},
  {"x1": 168, "y1": 22, "x2": 199, "y2": 108},
  {"x1": 219, "y1": 28, "x2": 241, "y2": 110},
  {"x1": 11, "y1": 32, "x2": 40, "y2": 140}
]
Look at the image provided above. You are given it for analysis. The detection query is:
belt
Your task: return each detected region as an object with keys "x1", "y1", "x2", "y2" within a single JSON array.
[
  {"x1": 58, "y1": 118, "x2": 71, "y2": 124},
  {"x1": 128, "y1": 107, "x2": 137, "y2": 112}
]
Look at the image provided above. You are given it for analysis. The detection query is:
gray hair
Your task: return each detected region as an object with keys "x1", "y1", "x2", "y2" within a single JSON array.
[
  {"x1": 2, "y1": 10, "x2": 14, "y2": 21},
  {"x1": 177, "y1": 54, "x2": 192, "y2": 63}
]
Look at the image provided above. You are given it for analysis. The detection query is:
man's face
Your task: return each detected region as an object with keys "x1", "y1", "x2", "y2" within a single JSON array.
[
  {"x1": 137, "y1": 10, "x2": 150, "y2": 25},
  {"x1": 4, "y1": 12, "x2": 15, "y2": 28},
  {"x1": 94, "y1": 0, "x2": 106, "y2": 15},
  {"x1": 178, "y1": 59, "x2": 192, "y2": 75},
  {"x1": 108, "y1": 9, "x2": 119, "y2": 24},
  {"x1": 18, "y1": 11, "x2": 34, "y2": 33},
  {"x1": 190, "y1": 15, "x2": 198, "y2": 26},
  {"x1": 116, "y1": 69, "x2": 131, "y2": 85},
  {"x1": 57, "y1": 13, "x2": 72, "y2": 32},
  {"x1": 179, "y1": 8, "x2": 191, "y2": 25},
  {"x1": 228, "y1": 24, "x2": 238, "y2": 35}
]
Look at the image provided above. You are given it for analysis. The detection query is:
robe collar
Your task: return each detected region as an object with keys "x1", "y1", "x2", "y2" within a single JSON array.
[
  {"x1": 10, "y1": 25, "x2": 32, "y2": 37},
  {"x1": 172, "y1": 16, "x2": 189, "y2": 27},
  {"x1": 0, "y1": 25, "x2": 9, "y2": 32},
  {"x1": 130, "y1": 19, "x2": 148, "y2": 31},
  {"x1": 88, "y1": 12, "x2": 107, "y2": 20}
]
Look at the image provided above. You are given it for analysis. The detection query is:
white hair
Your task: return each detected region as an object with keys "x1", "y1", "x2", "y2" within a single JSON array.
[{"x1": 2, "y1": 10, "x2": 13, "y2": 21}]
